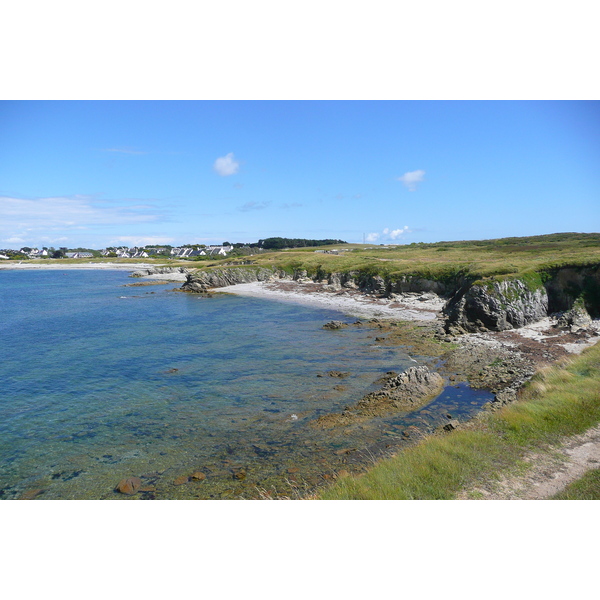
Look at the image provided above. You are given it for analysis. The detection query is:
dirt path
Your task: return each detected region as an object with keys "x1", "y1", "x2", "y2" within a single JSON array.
[{"x1": 457, "y1": 424, "x2": 600, "y2": 499}]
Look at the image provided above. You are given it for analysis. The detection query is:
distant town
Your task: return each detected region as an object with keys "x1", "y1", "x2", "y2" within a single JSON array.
[{"x1": 0, "y1": 238, "x2": 347, "y2": 261}]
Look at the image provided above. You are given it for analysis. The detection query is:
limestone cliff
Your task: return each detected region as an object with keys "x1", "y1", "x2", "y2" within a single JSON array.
[{"x1": 443, "y1": 278, "x2": 549, "y2": 334}]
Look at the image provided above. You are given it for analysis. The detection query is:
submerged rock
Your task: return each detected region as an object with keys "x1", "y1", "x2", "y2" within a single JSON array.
[
  {"x1": 323, "y1": 320, "x2": 349, "y2": 329},
  {"x1": 116, "y1": 477, "x2": 142, "y2": 495},
  {"x1": 312, "y1": 366, "x2": 444, "y2": 428}
]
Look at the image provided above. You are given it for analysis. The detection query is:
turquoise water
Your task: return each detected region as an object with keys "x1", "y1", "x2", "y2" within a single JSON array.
[{"x1": 0, "y1": 269, "x2": 493, "y2": 499}]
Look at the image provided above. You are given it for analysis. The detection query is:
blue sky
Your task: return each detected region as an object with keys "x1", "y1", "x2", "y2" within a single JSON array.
[{"x1": 1, "y1": 100, "x2": 598, "y2": 249}]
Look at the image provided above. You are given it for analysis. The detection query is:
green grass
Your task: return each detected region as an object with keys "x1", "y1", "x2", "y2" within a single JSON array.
[
  {"x1": 20, "y1": 233, "x2": 600, "y2": 290},
  {"x1": 319, "y1": 341, "x2": 600, "y2": 500},
  {"x1": 214, "y1": 232, "x2": 600, "y2": 287},
  {"x1": 551, "y1": 469, "x2": 600, "y2": 500}
]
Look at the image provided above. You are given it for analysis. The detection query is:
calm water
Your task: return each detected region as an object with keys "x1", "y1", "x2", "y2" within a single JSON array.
[{"x1": 0, "y1": 269, "x2": 493, "y2": 499}]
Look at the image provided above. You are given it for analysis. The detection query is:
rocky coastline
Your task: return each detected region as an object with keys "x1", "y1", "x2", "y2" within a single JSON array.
[{"x1": 177, "y1": 264, "x2": 600, "y2": 424}]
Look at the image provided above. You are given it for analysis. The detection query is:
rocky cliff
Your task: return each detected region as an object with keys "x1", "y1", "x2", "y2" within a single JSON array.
[
  {"x1": 181, "y1": 263, "x2": 599, "y2": 334},
  {"x1": 443, "y1": 278, "x2": 549, "y2": 334},
  {"x1": 181, "y1": 267, "x2": 284, "y2": 292}
]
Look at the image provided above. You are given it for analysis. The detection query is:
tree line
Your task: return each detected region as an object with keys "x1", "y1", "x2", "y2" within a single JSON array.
[{"x1": 256, "y1": 237, "x2": 346, "y2": 250}]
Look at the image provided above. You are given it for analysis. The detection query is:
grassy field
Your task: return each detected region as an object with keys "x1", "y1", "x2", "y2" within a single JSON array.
[
  {"x1": 231, "y1": 232, "x2": 600, "y2": 281},
  {"x1": 319, "y1": 340, "x2": 600, "y2": 500},
  {"x1": 551, "y1": 468, "x2": 600, "y2": 500},
  {"x1": 11, "y1": 233, "x2": 600, "y2": 283}
]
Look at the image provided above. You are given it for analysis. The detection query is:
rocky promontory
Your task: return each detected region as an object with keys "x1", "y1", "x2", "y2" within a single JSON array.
[{"x1": 181, "y1": 267, "x2": 283, "y2": 293}]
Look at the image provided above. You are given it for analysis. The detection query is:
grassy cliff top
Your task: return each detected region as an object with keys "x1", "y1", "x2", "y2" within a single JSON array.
[{"x1": 215, "y1": 232, "x2": 600, "y2": 282}]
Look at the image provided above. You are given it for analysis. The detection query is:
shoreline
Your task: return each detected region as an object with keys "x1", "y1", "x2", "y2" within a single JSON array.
[{"x1": 213, "y1": 280, "x2": 445, "y2": 321}]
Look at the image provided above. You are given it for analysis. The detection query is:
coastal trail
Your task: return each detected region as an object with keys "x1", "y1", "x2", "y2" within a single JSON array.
[{"x1": 456, "y1": 424, "x2": 600, "y2": 500}]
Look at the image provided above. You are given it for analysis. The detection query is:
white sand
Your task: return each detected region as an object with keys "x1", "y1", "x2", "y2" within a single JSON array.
[{"x1": 213, "y1": 281, "x2": 441, "y2": 320}]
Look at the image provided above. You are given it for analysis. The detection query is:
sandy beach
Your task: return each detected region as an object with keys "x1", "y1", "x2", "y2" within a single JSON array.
[{"x1": 213, "y1": 280, "x2": 445, "y2": 320}]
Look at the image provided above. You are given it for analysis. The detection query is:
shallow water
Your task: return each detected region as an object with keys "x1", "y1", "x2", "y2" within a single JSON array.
[{"x1": 0, "y1": 269, "x2": 493, "y2": 499}]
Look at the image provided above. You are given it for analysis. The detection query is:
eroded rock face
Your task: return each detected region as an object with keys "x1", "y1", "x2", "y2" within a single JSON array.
[
  {"x1": 444, "y1": 279, "x2": 548, "y2": 334},
  {"x1": 131, "y1": 267, "x2": 188, "y2": 278},
  {"x1": 181, "y1": 267, "x2": 282, "y2": 292},
  {"x1": 312, "y1": 366, "x2": 444, "y2": 428}
]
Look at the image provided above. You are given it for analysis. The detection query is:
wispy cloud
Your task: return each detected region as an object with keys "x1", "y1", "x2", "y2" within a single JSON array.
[
  {"x1": 365, "y1": 232, "x2": 380, "y2": 243},
  {"x1": 101, "y1": 147, "x2": 147, "y2": 155},
  {"x1": 280, "y1": 202, "x2": 303, "y2": 209},
  {"x1": 397, "y1": 169, "x2": 425, "y2": 191},
  {"x1": 108, "y1": 236, "x2": 175, "y2": 247},
  {"x1": 0, "y1": 195, "x2": 165, "y2": 247},
  {"x1": 213, "y1": 152, "x2": 240, "y2": 176},
  {"x1": 237, "y1": 201, "x2": 271, "y2": 212}
]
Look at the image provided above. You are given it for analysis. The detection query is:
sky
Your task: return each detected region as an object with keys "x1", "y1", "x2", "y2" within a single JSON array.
[{"x1": 0, "y1": 100, "x2": 598, "y2": 249}]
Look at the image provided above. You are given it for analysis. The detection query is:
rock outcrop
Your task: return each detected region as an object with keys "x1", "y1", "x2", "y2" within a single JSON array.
[
  {"x1": 181, "y1": 267, "x2": 282, "y2": 292},
  {"x1": 131, "y1": 267, "x2": 189, "y2": 278},
  {"x1": 443, "y1": 278, "x2": 548, "y2": 334},
  {"x1": 312, "y1": 366, "x2": 444, "y2": 428},
  {"x1": 557, "y1": 303, "x2": 593, "y2": 332}
]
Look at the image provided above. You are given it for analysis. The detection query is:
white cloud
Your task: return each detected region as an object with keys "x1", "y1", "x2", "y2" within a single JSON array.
[
  {"x1": 0, "y1": 195, "x2": 165, "y2": 248},
  {"x1": 2, "y1": 236, "x2": 25, "y2": 244},
  {"x1": 366, "y1": 226, "x2": 412, "y2": 243},
  {"x1": 397, "y1": 169, "x2": 425, "y2": 191},
  {"x1": 109, "y1": 236, "x2": 175, "y2": 247},
  {"x1": 213, "y1": 152, "x2": 240, "y2": 176},
  {"x1": 389, "y1": 226, "x2": 412, "y2": 239},
  {"x1": 238, "y1": 201, "x2": 270, "y2": 212}
]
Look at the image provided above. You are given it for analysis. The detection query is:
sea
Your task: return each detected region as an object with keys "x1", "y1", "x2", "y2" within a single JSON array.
[{"x1": 0, "y1": 269, "x2": 494, "y2": 499}]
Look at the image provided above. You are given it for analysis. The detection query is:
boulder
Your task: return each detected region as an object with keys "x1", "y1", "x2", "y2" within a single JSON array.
[
  {"x1": 557, "y1": 304, "x2": 592, "y2": 331},
  {"x1": 116, "y1": 477, "x2": 142, "y2": 495}
]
